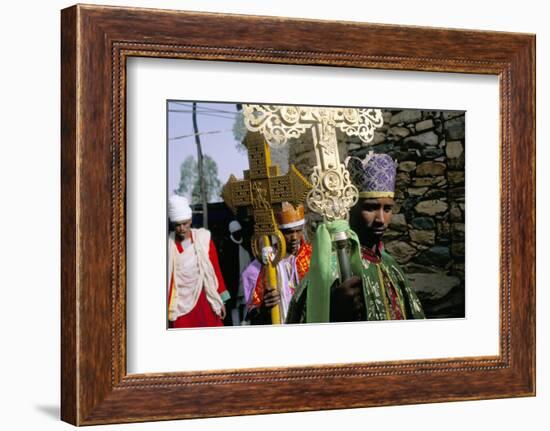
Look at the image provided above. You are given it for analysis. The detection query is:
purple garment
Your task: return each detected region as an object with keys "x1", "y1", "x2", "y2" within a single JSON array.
[
  {"x1": 347, "y1": 152, "x2": 397, "y2": 193},
  {"x1": 241, "y1": 259, "x2": 262, "y2": 304},
  {"x1": 240, "y1": 256, "x2": 299, "y2": 322}
]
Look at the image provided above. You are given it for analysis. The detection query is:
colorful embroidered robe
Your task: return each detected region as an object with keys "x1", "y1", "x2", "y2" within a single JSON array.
[
  {"x1": 241, "y1": 239, "x2": 312, "y2": 324},
  {"x1": 286, "y1": 243, "x2": 424, "y2": 323}
]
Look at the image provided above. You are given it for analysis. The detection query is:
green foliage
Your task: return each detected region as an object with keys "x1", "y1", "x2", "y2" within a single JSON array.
[
  {"x1": 175, "y1": 155, "x2": 222, "y2": 203},
  {"x1": 232, "y1": 110, "x2": 247, "y2": 153}
]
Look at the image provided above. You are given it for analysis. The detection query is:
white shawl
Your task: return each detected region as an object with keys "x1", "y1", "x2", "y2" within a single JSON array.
[{"x1": 168, "y1": 228, "x2": 224, "y2": 321}]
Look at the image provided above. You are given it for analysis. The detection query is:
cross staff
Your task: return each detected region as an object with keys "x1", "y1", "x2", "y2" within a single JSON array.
[
  {"x1": 222, "y1": 132, "x2": 312, "y2": 324},
  {"x1": 242, "y1": 105, "x2": 383, "y2": 281}
]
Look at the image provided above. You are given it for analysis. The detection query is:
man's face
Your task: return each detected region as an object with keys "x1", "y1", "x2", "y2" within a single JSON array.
[
  {"x1": 281, "y1": 226, "x2": 304, "y2": 256},
  {"x1": 174, "y1": 219, "x2": 192, "y2": 240},
  {"x1": 352, "y1": 197, "x2": 395, "y2": 245},
  {"x1": 231, "y1": 230, "x2": 243, "y2": 242}
]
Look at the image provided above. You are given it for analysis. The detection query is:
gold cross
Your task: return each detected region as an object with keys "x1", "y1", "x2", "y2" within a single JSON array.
[
  {"x1": 222, "y1": 132, "x2": 312, "y2": 264},
  {"x1": 222, "y1": 132, "x2": 312, "y2": 324},
  {"x1": 242, "y1": 105, "x2": 384, "y2": 221}
]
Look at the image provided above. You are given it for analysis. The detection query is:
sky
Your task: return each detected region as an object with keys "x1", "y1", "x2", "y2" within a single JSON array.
[{"x1": 167, "y1": 101, "x2": 249, "y2": 202}]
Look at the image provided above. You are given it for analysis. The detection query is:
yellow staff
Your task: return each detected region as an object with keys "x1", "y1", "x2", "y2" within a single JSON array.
[{"x1": 222, "y1": 132, "x2": 312, "y2": 324}]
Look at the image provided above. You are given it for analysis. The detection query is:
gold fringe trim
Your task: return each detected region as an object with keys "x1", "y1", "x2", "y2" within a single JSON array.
[{"x1": 358, "y1": 191, "x2": 395, "y2": 198}]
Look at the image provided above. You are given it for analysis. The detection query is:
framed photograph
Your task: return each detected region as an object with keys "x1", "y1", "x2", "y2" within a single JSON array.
[{"x1": 61, "y1": 4, "x2": 535, "y2": 425}]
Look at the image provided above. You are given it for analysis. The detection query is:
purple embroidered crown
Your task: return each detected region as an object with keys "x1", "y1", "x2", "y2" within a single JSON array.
[{"x1": 346, "y1": 152, "x2": 397, "y2": 198}]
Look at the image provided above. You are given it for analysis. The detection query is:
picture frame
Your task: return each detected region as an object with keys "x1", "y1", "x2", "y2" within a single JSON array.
[{"x1": 60, "y1": 4, "x2": 535, "y2": 425}]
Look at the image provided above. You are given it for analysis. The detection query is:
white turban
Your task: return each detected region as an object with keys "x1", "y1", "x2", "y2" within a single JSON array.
[
  {"x1": 168, "y1": 194, "x2": 192, "y2": 222},
  {"x1": 229, "y1": 220, "x2": 243, "y2": 244},
  {"x1": 228, "y1": 220, "x2": 242, "y2": 233}
]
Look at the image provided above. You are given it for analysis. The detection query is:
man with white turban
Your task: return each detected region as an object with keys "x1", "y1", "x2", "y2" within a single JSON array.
[{"x1": 167, "y1": 194, "x2": 230, "y2": 328}]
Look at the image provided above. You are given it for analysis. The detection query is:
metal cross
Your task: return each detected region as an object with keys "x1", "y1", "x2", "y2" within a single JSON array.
[
  {"x1": 222, "y1": 132, "x2": 312, "y2": 323},
  {"x1": 242, "y1": 105, "x2": 383, "y2": 221}
]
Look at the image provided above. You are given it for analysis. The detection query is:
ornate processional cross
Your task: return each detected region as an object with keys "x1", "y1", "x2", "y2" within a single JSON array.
[
  {"x1": 222, "y1": 132, "x2": 312, "y2": 323},
  {"x1": 222, "y1": 132, "x2": 312, "y2": 262},
  {"x1": 242, "y1": 105, "x2": 384, "y2": 222},
  {"x1": 242, "y1": 105, "x2": 384, "y2": 282}
]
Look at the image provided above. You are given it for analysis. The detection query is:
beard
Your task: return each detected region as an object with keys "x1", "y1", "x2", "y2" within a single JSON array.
[
  {"x1": 175, "y1": 230, "x2": 188, "y2": 241},
  {"x1": 289, "y1": 240, "x2": 300, "y2": 255},
  {"x1": 357, "y1": 224, "x2": 385, "y2": 247}
]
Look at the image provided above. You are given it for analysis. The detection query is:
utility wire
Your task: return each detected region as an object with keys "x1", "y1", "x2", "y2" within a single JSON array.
[
  {"x1": 169, "y1": 128, "x2": 234, "y2": 141},
  {"x1": 172, "y1": 101, "x2": 239, "y2": 114},
  {"x1": 171, "y1": 102, "x2": 240, "y2": 116},
  {"x1": 169, "y1": 108, "x2": 238, "y2": 116},
  {"x1": 168, "y1": 109, "x2": 239, "y2": 121}
]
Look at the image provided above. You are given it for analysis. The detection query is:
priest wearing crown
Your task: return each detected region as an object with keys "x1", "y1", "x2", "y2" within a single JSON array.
[
  {"x1": 241, "y1": 202, "x2": 312, "y2": 325},
  {"x1": 287, "y1": 153, "x2": 425, "y2": 323}
]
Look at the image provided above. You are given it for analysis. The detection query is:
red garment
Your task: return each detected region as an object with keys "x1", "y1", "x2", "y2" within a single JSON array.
[
  {"x1": 172, "y1": 289, "x2": 224, "y2": 328},
  {"x1": 171, "y1": 238, "x2": 228, "y2": 328},
  {"x1": 207, "y1": 240, "x2": 227, "y2": 295},
  {"x1": 295, "y1": 240, "x2": 312, "y2": 280},
  {"x1": 361, "y1": 242, "x2": 383, "y2": 263},
  {"x1": 382, "y1": 277, "x2": 405, "y2": 320},
  {"x1": 249, "y1": 239, "x2": 312, "y2": 310}
]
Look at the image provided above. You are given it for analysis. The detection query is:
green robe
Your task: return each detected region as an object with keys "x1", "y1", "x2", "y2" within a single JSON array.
[{"x1": 286, "y1": 246, "x2": 425, "y2": 324}]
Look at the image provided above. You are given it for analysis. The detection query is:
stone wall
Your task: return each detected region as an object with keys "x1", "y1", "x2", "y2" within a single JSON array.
[{"x1": 289, "y1": 109, "x2": 466, "y2": 319}]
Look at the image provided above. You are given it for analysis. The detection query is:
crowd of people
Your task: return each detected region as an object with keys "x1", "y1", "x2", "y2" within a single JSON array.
[{"x1": 167, "y1": 152, "x2": 425, "y2": 329}]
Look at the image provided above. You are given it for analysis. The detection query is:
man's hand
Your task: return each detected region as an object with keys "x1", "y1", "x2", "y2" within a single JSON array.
[
  {"x1": 219, "y1": 304, "x2": 226, "y2": 320},
  {"x1": 330, "y1": 275, "x2": 365, "y2": 321},
  {"x1": 263, "y1": 287, "x2": 281, "y2": 309}
]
